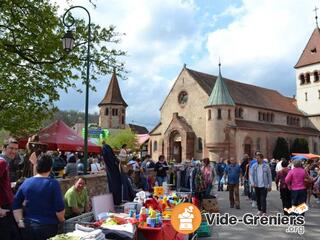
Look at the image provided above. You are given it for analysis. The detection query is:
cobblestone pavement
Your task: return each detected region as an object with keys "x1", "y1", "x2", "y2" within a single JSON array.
[{"x1": 200, "y1": 183, "x2": 320, "y2": 240}]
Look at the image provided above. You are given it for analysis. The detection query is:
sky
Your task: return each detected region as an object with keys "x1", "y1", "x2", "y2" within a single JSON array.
[{"x1": 53, "y1": 0, "x2": 318, "y2": 130}]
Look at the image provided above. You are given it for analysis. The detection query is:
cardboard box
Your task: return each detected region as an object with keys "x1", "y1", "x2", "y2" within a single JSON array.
[{"x1": 202, "y1": 198, "x2": 219, "y2": 213}]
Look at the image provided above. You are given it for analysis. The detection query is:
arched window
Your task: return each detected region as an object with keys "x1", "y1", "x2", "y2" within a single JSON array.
[
  {"x1": 314, "y1": 71, "x2": 319, "y2": 82},
  {"x1": 228, "y1": 109, "x2": 231, "y2": 120},
  {"x1": 217, "y1": 108, "x2": 222, "y2": 119},
  {"x1": 266, "y1": 113, "x2": 270, "y2": 122},
  {"x1": 153, "y1": 141, "x2": 158, "y2": 152},
  {"x1": 198, "y1": 138, "x2": 203, "y2": 151},
  {"x1": 306, "y1": 73, "x2": 311, "y2": 83},
  {"x1": 235, "y1": 108, "x2": 239, "y2": 118},
  {"x1": 208, "y1": 109, "x2": 211, "y2": 120},
  {"x1": 299, "y1": 74, "x2": 305, "y2": 85},
  {"x1": 256, "y1": 138, "x2": 261, "y2": 151},
  {"x1": 262, "y1": 113, "x2": 266, "y2": 121},
  {"x1": 105, "y1": 108, "x2": 109, "y2": 116},
  {"x1": 239, "y1": 108, "x2": 243, "y2": 118},
  {"x1": 297, "y1": 118, "x2": 300, "y2": 127},
  {"x1": 305, "y1": 92, "x2": 308, "y2": 101},
  {"x1": 271, "y1": 113, "x2": 274, "y2": 122}
]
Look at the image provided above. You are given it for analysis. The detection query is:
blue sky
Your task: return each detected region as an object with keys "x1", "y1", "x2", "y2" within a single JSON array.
[{"x1": 54, "y1": 0, "x2": 317, "y2": 130}]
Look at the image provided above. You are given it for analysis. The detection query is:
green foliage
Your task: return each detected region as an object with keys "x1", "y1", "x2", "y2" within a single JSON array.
[
  {"x1": 291, "y1": 138, "x2": 310, "y2": 154},
  {"x1": 272, "y1": 137, "x2": 290, "y2": 160},
  {"x1": 0, "y1": 129, "x2": 11, "y2": 148},
  {"x1": 105, "y1": 129, "x2": 138, "y2": 151},
  {"x1": 42, "y1": 110, "x2": 99, "y2": 127},
  {"x1": 0, "y1": 0, "x2": 126, "y2": 137}
]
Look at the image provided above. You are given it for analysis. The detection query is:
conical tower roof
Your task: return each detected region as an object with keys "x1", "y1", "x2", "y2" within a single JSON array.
[
  {"x1": 98, "y1": 69, "x2": 128, "y2": 107},
  {"x1": 206, "y1": 64, "x2": 235, "y2": 107}
]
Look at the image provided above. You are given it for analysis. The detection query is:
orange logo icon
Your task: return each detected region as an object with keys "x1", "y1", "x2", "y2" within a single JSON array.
[{"x1": 171, "y1": 203, "x2": 202, "y2": 234}]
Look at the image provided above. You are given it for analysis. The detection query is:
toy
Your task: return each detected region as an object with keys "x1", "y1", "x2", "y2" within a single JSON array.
[
  {"x1": 139, "y1": 207, "x2": 147, "y2": 223},
  {"x1": 144, "y1": 197, "x2": 161, "y2": 211}
]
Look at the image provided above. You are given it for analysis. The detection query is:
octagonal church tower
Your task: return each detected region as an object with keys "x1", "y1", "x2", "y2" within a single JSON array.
[
  {"x1": 205, "y1": 64, "x2": 236, "y2": 161},
  {"x1": 98, "y1": 69, "x2": 128, "y2": 129}
]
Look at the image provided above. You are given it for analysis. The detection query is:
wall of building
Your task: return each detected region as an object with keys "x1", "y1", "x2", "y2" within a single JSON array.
[
  {"x1": 99, "y1": 105, "x2": 126, "y2": 129},
  {"x1": 237, "y1": 105, "x2": 304, "y2": 127},
  {"x1": 160, "y1": 69, "x2": 208, "y2": 140},
  {"x1": 296, "y1": 63, "x2": 320, "y2": 115},
  {"x1": 58, "y1": 173, "x2": 108, "y2": 203}
]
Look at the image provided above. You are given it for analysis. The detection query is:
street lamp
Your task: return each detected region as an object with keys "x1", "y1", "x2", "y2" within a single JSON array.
[{"x1": 62, "y1": 6, "x2": 91, "y2": 174}]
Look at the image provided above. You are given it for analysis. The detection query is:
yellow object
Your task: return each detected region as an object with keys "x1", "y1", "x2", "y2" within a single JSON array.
[
  {"x1": 163, "y1": 209, "x2": 172, "y2": 219},
  {"x1": 148, "y1": 207, "x2": 156, "y2": 218},
  {"x1": 154, "y1": 186, "x2": 164, "y2": 196}
]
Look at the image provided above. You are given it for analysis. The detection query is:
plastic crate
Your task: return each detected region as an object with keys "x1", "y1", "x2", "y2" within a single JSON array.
[
  {"x1": 196, "y1": 221, "x2": 211, "y2": 237},
  {"x1": 64, "y1": 212, "x2": 94, "y2": 233}
]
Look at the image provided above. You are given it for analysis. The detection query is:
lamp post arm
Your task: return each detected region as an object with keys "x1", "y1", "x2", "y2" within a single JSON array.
[{"x1": 63, "y1": 6, "x2": 91, "y2": 174}]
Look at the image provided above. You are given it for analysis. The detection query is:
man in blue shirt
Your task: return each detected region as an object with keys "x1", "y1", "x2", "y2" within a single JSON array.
[
  {"x1": 216, "y1": 158, "x2": 227, "y2": 191},
  {"x1": 224, "y1": 157, "x2": 242, "y2": 209}
]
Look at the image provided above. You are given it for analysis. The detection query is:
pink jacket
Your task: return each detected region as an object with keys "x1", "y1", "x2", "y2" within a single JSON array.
[{"x1": 285, "y1": 167, "x2": 306, "y2": 191}]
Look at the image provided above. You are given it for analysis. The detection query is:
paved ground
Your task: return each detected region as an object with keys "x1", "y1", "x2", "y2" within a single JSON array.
[{"x1": 201, "y1": 183, "x2": 320, "y2": 240}]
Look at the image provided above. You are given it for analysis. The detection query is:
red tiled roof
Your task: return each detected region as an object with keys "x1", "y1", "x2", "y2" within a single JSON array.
[
  {"x1": 99, "y1": 71, "x2": 128, "y2": 107},
  {"x1": 295, "y1": 28, "x2": 320, "y2": 68},
  {"x1": 235, "y1": 120, "x2": 319, "y2": 136},
  {"x1": 128, "y1": 124, "x2": 148, "y2": 134},
  {"x1": 187, "y1": 68, "x2": 303, "y2": 115}
]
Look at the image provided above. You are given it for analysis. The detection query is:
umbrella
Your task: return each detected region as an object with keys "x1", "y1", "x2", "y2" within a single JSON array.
[
  {"x1": 291, "y1": 155, "x2": 307, "y2": 161},
  {"x1": 292, "y1": 153, "x2": 320, "y2": 159}
]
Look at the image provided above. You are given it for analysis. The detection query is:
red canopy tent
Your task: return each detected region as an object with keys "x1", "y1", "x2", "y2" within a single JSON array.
[{"x1": 20, "y1": 120, "x2": 101, "y2": 153}]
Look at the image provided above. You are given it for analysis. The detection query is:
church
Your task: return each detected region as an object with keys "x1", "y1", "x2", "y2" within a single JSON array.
[{"x1": 148, "y1": 27, "x2": 320, "y2": 162}]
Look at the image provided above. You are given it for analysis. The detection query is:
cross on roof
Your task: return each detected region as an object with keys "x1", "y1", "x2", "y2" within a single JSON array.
[{"x1": 314, "y1": 6, "x2": 319, "y2": 28}]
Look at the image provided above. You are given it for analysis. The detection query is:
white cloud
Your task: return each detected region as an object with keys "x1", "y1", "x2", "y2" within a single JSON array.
[
  {"x1": 204, "y1": 0, "x2": 315, "y2": 85},
  {"x1": 53, "y1": 0, "x2": 200, "y2": 128}
]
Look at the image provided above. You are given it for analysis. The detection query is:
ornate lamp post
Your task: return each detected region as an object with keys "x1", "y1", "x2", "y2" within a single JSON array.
[{"x1": 62, "y1": 6, "x2": 91, "y2": 174}]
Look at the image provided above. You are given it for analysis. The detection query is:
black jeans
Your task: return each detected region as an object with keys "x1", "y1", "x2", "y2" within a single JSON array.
[
  {"x1": 255, "y1": 187, "x2": 268, "y2": 213},
  {"x1": 291, "y1": 189, "x2": 307, "y2": 206},
  {"x1": 20, "y1": 220, "x2": 58, "y2": 240},
  {"x1": 0, "y1": 205, "x2": 20, "y2": 240},
  {"x1": 280, "y1": 188, "x2": 291, "y2": 215}
]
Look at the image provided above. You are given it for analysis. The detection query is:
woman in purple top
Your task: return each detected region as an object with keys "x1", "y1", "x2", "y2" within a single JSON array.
[
  {"x1": 285, "y1": 160, "x2": 308, "y2": 211},
  {"x1": 275, "y1": 160, "x2": 291, "y2": 215},
  {"x1": 13, "y1": 154, "x2": 65, "y2": 240}
]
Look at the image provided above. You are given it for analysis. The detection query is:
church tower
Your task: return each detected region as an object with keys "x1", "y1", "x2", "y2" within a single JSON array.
[
  {"x1": 295, "y1": 25, "x2": 320, "y2": 130},
  {"x1": 205, "y1": 64, "x2": 235, "y2": 161},
  {"x1": 98, "y1": 69, "x2": 128, "y2": 129}
]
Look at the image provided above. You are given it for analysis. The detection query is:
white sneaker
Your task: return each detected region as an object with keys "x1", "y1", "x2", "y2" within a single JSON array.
[
  {"x1": 252, "y1": 201, "x2": 257, "y2": 208},
  {"x1": 257, "y1": 211, "x2": 262, "y2": 216}
]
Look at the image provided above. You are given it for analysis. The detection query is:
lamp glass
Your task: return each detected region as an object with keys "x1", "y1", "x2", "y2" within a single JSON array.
[{"x1": 62, "y1": 30, "x2": 75, "y2": 52}]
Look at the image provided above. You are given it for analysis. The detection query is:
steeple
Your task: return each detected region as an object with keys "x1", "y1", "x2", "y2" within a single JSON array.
[
  {"x1": 98, "y1": 69, "x2": 128, "y2": 107},
  {"x1": 206, "y1": 63, "x2": 235, "y2": 106}
]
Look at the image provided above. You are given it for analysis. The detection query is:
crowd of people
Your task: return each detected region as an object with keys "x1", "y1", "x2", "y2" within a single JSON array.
[
  {"x1": 1, "y1": 136, "x2": 320, "y2": 240},
  {"x1": 216, "y1": 151, "x2": 320, "y2": 216},
  {"x1": 0, "y1": 138, "x2": 93, "y2": 240}
]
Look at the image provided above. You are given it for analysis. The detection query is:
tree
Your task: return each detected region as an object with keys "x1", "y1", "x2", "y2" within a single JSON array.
[
  {"x1": 0, "y1": 0, "x2": 126, "y2": 137},
  {"x1": 291, "y1": 138, "x2": 309, "y2": 154},
  {"x1": 105, "y1": 129, "x2": 138, "y2": 151},
  {"x1": 272, "y1": 137, "x2": 290, "y2": 160},
  {"x1": 42, "y1": 110, "x2": 99, "y2": 127}
]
